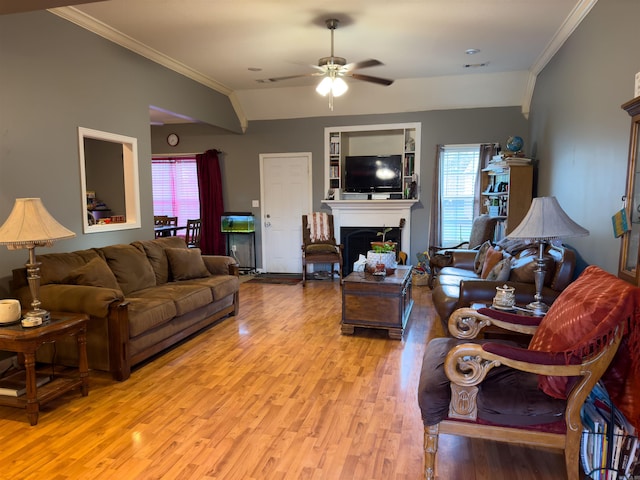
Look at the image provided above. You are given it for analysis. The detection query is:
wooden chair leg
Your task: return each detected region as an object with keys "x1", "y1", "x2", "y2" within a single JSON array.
[
  {"x1": 424, "y1": 424, "x2": 439, "y2": 480},
  {"x1": 302, "y1": 261, "x2": 307, "y2": 287},
  {"x1": 564, "y1": 429, "x2": 581, "y2": 480}
]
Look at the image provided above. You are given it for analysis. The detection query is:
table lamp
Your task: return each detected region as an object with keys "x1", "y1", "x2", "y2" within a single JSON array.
[
  {"x1": 507, "y1": 196, "x2": 589, "y2": 315},
  {"x1": 0, "y1": 198, "x2": 75, "y2": 321}
]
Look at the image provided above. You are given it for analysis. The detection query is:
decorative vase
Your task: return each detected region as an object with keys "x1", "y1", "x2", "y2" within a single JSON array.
[{"x1": 366, "y1": 250, "x2": 397, "y2": 274}]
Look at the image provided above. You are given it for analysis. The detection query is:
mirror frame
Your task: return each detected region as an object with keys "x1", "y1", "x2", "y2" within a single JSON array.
[{"x1": 78, "y1": 127, "x2": 141, "y2": 234}]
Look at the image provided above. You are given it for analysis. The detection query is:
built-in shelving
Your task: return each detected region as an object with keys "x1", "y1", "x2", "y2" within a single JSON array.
[
  {"x1": 324, "y1": 122, "x2": 421, "y2": 201},
  {"x1": 480, "y1": 163, "x2": 533, "y2": 239}
]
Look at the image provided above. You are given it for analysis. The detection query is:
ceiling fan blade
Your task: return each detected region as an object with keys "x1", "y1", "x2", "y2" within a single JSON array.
[
  {"x1": 256, "y1": 73, "x2": 317, "y2": 83},
  {"x1": 343, "y1": 59, "x2": 383, "y2": 71},
  {"x1": 349, "y1": 73, "x2": 394, "y2": 86}
]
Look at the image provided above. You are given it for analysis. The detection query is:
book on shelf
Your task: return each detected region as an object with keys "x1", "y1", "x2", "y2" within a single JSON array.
[
  {"x1": 581, "y1": 380, "x2": 638, "y2": 479},
  {"x1": 0, "y1": 370, "x2": 51, "y2": 397}
]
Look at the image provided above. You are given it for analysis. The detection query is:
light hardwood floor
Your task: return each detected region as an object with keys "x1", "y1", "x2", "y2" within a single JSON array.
[{"x1": 0, "y1": 280, "x2": 567, "y2": 479}]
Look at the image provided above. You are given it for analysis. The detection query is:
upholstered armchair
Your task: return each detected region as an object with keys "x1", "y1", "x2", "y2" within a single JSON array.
[
  {"x1": 418, "y1": 265, "x2": 640, "y2": 480},
  {"x1": 301, "y1": 213, "x2": 343, "y2": 286},
  {"x1": 428, "y1": 215, "x2": 500, "y2": 287}
]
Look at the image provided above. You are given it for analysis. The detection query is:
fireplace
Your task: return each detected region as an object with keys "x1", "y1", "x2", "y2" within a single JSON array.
[
  {"x1": 341, "y1": 226, "x2": 401, "y2": 275},
  {"x1": 322, "y1": 198, "x2": 416, "y2": 274}
]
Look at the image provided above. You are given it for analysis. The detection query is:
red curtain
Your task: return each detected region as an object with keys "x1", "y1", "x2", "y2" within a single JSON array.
[{"x1": 196, "y1": 149, "x2": 225, "y2": 255}]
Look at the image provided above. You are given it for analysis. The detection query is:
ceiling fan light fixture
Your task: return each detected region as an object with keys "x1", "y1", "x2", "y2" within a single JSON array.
[
  {"x1": 316, "y1": 76, "x2": 333, "y2": 96},
  {"x1": 332, "y1": 77, "x2": 348, "y2": 97},
  {"x1": 316, "y1": 76, "x2": 349, "y2": 97}
]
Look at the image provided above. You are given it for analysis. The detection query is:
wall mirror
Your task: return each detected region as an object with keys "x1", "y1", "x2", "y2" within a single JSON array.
[{"x1": 78, "y1": 127, "x2": 141, "y2": 233}]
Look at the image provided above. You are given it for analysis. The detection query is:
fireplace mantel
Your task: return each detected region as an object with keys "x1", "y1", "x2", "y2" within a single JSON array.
[{"x1": 321, "y1": 199, "x2": 417, "y2": 259}]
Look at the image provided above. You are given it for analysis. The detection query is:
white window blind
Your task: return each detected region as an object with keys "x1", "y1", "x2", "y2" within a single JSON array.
[
  {"x1": 152, "y1": 157, "x2": 200, "y2": 225},
  {"x1": 439, "y1": 145, "x2": 480, "y2": 245}
]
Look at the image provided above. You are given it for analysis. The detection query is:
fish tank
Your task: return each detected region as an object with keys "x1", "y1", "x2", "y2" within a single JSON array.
[{"x1": 221, "y1": 212, "x2": 255, "y2": 233}]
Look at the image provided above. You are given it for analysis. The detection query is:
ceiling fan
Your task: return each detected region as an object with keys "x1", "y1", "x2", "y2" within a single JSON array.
[{"x1": 259, "y1": 18, "x2": 394, "y2": 109}]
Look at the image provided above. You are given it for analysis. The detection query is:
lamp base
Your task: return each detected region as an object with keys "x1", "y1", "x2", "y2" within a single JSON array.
[
  {"x1": 25, "y1": 308, "x2": 50, "y2": 323},
  {"x1": 526, "y1": 301, "x2": 548, "y2": 316}
]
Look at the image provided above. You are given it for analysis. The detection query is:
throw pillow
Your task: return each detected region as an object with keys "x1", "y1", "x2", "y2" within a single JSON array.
[
  {"x1": 101, "y1": 244, "x2": 157, "y2": 295},
  {"x1": 485, "y1": 255, "x2": 512, "y2": 282},
  {"x1": 473, "y1": 241, "x2": 492, "y2": 274},
  {"x1": 480, "y1": 246, "x2": 503, "y2": 279},
  {"x1": 166, "y1": 247, "x2": 210, "y2": 281},
  {"x1": 65, "y1": 257, "x2": 121, "y2": 291}
]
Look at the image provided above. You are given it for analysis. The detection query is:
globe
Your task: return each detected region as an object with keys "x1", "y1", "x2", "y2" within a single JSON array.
[{"x1": 506, "y1": 136, "x2": 524, "y2": 153}]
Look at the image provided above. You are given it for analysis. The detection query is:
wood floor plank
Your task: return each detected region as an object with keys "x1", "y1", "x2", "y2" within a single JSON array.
[{"x1": 0, "y1": 280, "x2": 567, "y2": 479}]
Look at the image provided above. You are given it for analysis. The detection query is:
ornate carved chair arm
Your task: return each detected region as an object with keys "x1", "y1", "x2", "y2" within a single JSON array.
[
  {"x1": 448, "y1": 307, "x2": 539, "y2": 339},
  {"x1": 443, "y1": 342, "x2": 588, "y2": 388},
  {"x1": 442, "y1": 341, "x2": 585, "y2": 422},
  {"x1": 448, "y1": 308, "x2": 495, "y2": 339}
]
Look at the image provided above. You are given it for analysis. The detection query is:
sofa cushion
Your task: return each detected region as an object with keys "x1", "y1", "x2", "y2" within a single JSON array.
[
  {"x1": 131, "y1": 283, "x2": 213, "y2": 317},
  {"x1": 436, "y1": 268, "x2": 480, "y2": 286},
  {"x1": 180, "y1": 275, "x2": 240, "y2": 301},
  {"x1": 101, "y1": 244, "x2": 156, "y2": 296},
  {"x1": 477, "y1": 365, "x2": 566, "y2": 426},
  {"x1": 64, "y1": 257, "x2": 121, "y2": 292},
  {"x1": 132, "y1": 237, "x2": 188, "y2": 285},
  {"x1": 306, "y1": 243, "x2": 338, "y2": 254},
  {"x1": 126, "y1": 296, "x2": 177, "y2": 338},
  {"x1": 473, "y1": 241, "x2": 492, "y2": 274},
  {"x1": 166, "y1": 247, "x2": 210, "y2": 281},
  {"x1": 36, "y1": 249, "x2": 103, "y2": 285}
]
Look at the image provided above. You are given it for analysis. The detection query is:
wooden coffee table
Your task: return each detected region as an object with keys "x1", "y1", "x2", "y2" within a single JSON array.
[
  {"x1": 0, "y1": 312, "x2": 89, "y2": 425},
  {"x1": 341, "y1": 265, "x2": 414, "y2": 339}
]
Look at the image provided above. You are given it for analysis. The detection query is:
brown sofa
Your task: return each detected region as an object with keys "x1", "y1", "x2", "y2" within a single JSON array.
[
  {"x1": 10, "y1": 237, "x2": 240, "y2": 381},
  {"x1": 431, "y1": 241, "x2": 576, "y2": 325}
]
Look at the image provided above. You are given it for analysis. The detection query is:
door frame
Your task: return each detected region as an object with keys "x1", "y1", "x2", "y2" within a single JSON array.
[{"x1": 258, "y1": 152, "x2": 313, "y2": 273}]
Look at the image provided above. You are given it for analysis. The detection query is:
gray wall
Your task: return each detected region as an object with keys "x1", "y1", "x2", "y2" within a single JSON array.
[
  {"x1": 0, "y1": 11, "x2": 241, "y2": 295},
  {"x1": 529, "y1": 0, "x2": 640, "y2": 273},
  {"x1": 152, "y1": 108, "x2": 528, "y2": 269}
]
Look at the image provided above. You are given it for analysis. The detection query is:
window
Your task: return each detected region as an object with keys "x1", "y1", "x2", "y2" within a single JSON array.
[
  {"x1": 439, "y1": 145, "x2": 480, "y2": 245},
  {"x1": 152, "y1": 157, "x2": 200, "y2": 225}
]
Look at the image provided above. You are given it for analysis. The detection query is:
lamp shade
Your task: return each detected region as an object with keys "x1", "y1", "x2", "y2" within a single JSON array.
[
  {"x1": 507, "y1": 196, "x2": 589, "y2": 240},
  {"x1": 0, "y1": 198, "x2": 75, "y2": 249}
]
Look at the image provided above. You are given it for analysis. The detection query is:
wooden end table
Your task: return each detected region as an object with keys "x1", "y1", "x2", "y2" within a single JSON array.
[
  {"x1": 341, "y1": 265, "x2": 414, "y2": 339},
  {"x1": 0, "y1": 312, "x2": 89, "y2": 425}
]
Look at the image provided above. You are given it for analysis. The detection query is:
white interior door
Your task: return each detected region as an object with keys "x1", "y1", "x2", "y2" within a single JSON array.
[{"x1": 259, "y1": 153, "x2": 312, "y2": 273}]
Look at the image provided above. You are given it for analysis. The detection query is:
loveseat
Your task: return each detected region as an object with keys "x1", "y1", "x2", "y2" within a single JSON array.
[
  {"x1": 10, "y1": 236, "x2": 240, "y2": 381},
  {"x1": 431, "y1": 240, "x2": 576, "y2": 325}
]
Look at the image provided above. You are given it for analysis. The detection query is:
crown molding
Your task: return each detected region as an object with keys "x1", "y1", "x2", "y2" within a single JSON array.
[
  {"x1": 50, "y1": 7, "x2": 232, "y2": 95},
  {"x1": 50, "y1": 7, "x2": 250, "y2": 131}
]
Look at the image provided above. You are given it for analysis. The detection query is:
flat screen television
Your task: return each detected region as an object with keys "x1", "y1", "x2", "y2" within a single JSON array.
[{"x1": 344, "y1": 155, "x2": 403, "y2": 193}]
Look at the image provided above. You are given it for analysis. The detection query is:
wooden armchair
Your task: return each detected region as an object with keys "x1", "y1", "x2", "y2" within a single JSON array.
[
  {"x1": 301, "y1": 213, "x2": 343, "y2": 286},
  {"x1": 418, "y1": 265, "x2": 640, "y2": 480}
]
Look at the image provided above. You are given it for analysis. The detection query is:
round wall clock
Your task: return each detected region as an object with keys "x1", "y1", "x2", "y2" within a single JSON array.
[{"x1": 167, "y1": 133, "x2": 179, "y2": 147}]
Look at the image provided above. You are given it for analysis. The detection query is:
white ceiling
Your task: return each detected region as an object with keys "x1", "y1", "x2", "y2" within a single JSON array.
[{"x1": 8, "y1": 0, "x2": 597, "y2": 127}]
